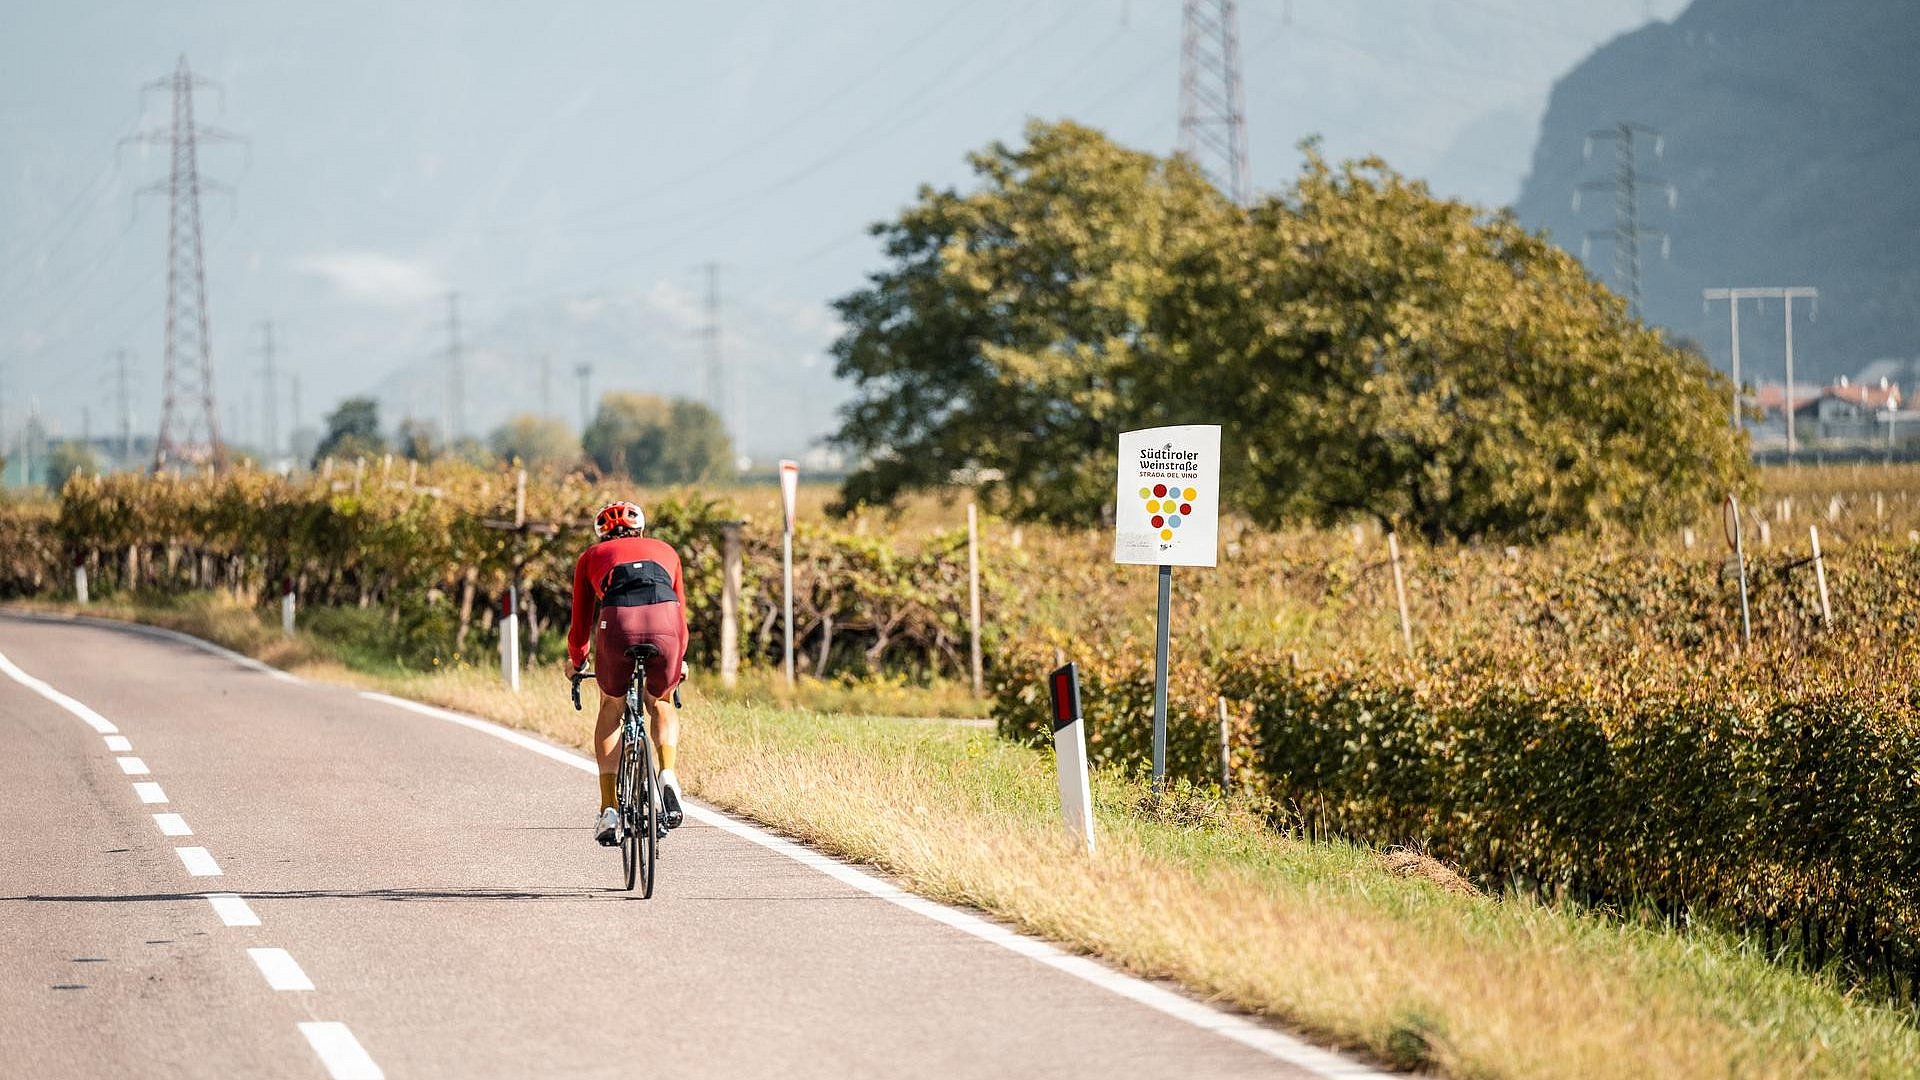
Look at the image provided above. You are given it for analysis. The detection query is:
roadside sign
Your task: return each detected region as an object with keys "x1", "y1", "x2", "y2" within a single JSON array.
[
  {"x1": 1113, "y1": 425, "x2": 1221, "y2": 568},
  {"x1": 1722, "y1": 494, "x2": 1740, "y2": 552},
  {"x1": 779, "y1": 459, "x2": 799, "y2": 534}
]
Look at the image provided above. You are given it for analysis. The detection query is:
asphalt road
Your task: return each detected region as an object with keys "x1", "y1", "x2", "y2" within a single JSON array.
[{"x1": 0, "y1": 613, "x2": 1376, "y2": 1079}]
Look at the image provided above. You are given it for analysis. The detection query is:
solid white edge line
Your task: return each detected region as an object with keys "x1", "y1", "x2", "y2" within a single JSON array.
[
  {"x1": 355, "y1": 690, "x2": 1385, "y2": 1078},
  {"x1": 205, "y1": 893, "x2": 260, "y2": 927},
  {"x1": 133, "y1": 781, "x2": 168, "y2": 804},
  {"x1": 175, "y1": 846, "x2": 222, "y2": 877},
  {"x1": 153, "y1": 812, "x2": 192, "y2": 836},
  {"x1": 248, "y1": 947, "x2": 315, "y2": 991},
  {"x1": 104, "y1": 734, "x2": 133, "y2": 751},
  {"x1": 298, "y1": 1021, "x2": 384, "y2": 1080},
  {"x1": 116, "y1": 755, "x2": 150, "y2": 775},
  {"x1": 0, "y1": 647, "x2": 119, "y2": 733},
  {"x1": 0, "y1": 609, "x2": 301, "y2": 684}
]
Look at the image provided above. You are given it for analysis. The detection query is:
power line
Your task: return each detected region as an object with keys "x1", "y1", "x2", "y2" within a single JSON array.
[
  {"x1": 257, "y1": 321, "x2": 278, "y2": 458},
  {"x1": 1574, "y1": 122, "x2": 1674, "y2": 319},
  {"x1": 444, "y1": 291, "x2": 465, "y2": 442},
  {"x1": 127, "y1": 55, "x2": 243, "y2": 471},
  {"x1": 1179, "y1": 0, "x2": 1251, "y2": 206}
]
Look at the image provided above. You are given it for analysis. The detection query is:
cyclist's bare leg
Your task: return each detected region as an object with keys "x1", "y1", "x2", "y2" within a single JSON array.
[
  {"x1": 593, "y1": 690, "x2": 625, "y2": 771},
  {"x1": 646, "y1": 695, "x2": 680, "y2": 764}
]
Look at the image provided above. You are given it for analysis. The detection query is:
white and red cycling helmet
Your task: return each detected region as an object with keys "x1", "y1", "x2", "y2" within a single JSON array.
[{"x1": 593, "y1": 500, "x2": 646, "y2": 540}]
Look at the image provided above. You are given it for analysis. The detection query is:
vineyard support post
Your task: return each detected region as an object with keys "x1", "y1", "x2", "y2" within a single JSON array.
[
  {"x1": 1217, "y1": 695, "x2": 1231, "y2": 792},
  {"x1": 73, "y1": 563, "x2": 89, "y2": 606},
  {"x1": 1725, "y1": 495, "x2": 1752, "y2": 649},
  {"x1": 1810, "y1": 525, "x2": 1832, "y2": 627},
  {"x1": 1388, "y1": 533, "x2": 1413, "y2": 657},
  {"x1": 282, "y1": 580, "x2": 296, "y2": 637},
  {"x1": 967, "y1": 502, "x2": 983, "y2": 697},
  {"x1": 720, "y1": 521, "x2": 742, "y2": 689},
  {"x1": 779, "y1": 460, "x2": 799, "y2": 689},
  {"x1": 1152, "y1": 563, "x2": 1171, "y2": 791}
]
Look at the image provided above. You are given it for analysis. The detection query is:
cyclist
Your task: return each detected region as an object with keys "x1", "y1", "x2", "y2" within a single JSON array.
[{"x1": 565, "y1": 500, "x2": 687, "y2": 846}]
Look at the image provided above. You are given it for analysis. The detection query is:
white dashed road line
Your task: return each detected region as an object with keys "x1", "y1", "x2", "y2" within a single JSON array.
[
  {"x1": 175, "y1": 846, "x2": 223, "y2": 877},
  {"x1": 205, "y1": 893, "x2": 261, "y2": 927},
  {"x1": 248, "y1": 948, "x2": 315, "y2": 991},
  {"x1": 153, "y1": 813, "x2": 192, "y2": 837},
  {"x1": 3, "y1": 635, "x2": 386, "y2": 1080},
  {"x1": 299, "y1": 1022, "x2": 385, "y2": 1080}
]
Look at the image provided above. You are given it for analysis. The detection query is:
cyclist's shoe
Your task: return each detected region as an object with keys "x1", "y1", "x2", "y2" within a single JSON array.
[
  {"x1": 659, "y1": 769, "x2": 685, "y2": 831},
  {"x1": 594, "y1": 806, "x2": 620, "y2": 846}
]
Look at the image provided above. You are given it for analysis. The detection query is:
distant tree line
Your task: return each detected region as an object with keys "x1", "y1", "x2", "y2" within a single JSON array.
[{"x1": 313, "y1": 392, "x2": 733, "y2": 484}]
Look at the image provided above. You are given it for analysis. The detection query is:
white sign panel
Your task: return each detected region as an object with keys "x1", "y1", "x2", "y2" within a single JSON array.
[
  {"x1": 1113, "y1": 425, "x2": 1221, "y2": 567},
  {"x1": 778, "y1": 459, "x2": 800, "y2": 533}
]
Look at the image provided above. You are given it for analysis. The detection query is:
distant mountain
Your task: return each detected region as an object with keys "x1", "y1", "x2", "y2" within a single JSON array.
[{"x1": 1512, "y1": 0, "x2": 1920, "y2": 384}]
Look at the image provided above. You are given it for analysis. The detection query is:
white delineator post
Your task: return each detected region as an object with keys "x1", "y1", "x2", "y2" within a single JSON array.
[
  {"x1": 1810, "y1": 525, "x2": 1832, "y2": 627},
  {"x1": 779, "y1": 459, "x2": 799, "y2": 689},
  {"x1": 281, "y1": 580, "x2": 296, "y2": 637},
  {"x1": 1217, "y1": 695, "x2": 1231, "y2": 793},
  {"x1": 499, "y1": 587, "x2": 521, "y2": 692},
  {"x1": 74, "y1": 563, "x2": 89, "y2": 606},
  {"x1": 1047, "y1": 663, "x2": 1095, "y2": 853},
  {"x1": 720, "y1": 521, "x2": 742, "y2": 689}
]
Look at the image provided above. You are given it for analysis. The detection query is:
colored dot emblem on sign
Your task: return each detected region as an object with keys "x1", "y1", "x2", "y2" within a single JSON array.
[
  {"x1": 1153, "y1": 484, "x2": 1167, "y2": 498},
  {"x1": 1159, "y1": 528, "x2": 1173, "y2": 540},
  {"x1": 1183, "y1": 487, "x2": 1197, "y2": 501},
  {"x1": 1168, "y1": 514, "x2": 1182, "y2": 528},
  {"x1": 1146, "y1": 499, "x2": 1159, "y2": 513},
  {"x1": 1150, "y1": 515, "x2": 1164, "y2": 528},
  {"x1": 1139, "y1": 487, "x2": 1151, "y2": 499},
  {"x1": 1180, "y1": 503, "x2": 1192, "y2": 515}
]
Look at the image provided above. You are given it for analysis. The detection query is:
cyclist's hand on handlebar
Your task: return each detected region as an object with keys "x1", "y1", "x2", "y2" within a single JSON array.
[
  {"x1": 680, "y1": 660, "x2": 689, "y2": 682},
  {"x1": 564, "y1": 657, "x2": 580, "y2": 680}
]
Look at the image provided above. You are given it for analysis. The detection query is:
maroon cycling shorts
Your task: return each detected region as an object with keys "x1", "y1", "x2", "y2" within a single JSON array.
[{"x1": 593, "y1": 601, "x2": 686, "y2": 701}]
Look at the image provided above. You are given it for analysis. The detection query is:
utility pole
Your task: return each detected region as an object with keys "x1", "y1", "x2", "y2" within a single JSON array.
[
  {"x1": 114, "y1": 350, "x2": 133, "y2": 462},
  {"x1": 575, "y1": 362, "x2": 593, "y2": 433},
  {"x1": 1703, "y1": 287, "x2": 1819, "y2": 455},
  {"x1": 1575, "y1": 123, "x2": 1674, "y2": 319},
  {"x1": 257, "y1": 321, "x2": 278, "y2": 459},
  {"x1": 1178, "y1": 0, "x2": 1251, "y2": 207},
  {"x1": 444, "y1": 291, "x2": 464, "y2": 444},
  {"x1": 128, "y1": 56, "x2": 241, "y2": 472},
  {"x1": 702, "y1": 262, "x2": 726, "y2": 434}
]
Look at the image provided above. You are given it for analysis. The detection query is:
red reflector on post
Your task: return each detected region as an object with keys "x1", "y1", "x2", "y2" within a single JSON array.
[{"x1": 1047, "y1": 662, "x2": 1080, "y2": 734}]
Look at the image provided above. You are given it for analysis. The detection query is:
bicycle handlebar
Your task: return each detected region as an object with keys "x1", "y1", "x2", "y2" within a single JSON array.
[{"x1": 570, "y1": 671, "x2": 594, "y2": 711}]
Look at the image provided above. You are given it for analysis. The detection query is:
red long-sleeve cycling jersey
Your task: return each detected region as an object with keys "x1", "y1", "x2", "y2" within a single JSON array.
[{"x1": 567, "y1": 535, "x2": 687, "y2": 668}]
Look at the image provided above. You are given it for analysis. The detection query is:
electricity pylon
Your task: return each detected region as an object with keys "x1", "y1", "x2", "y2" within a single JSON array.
[
  {"x1": 1574, "y1": 122, "x2": 1675, "y2": 319},
  {"x1": 1178, "y1": 0, "x2": 1250, "y2": 207}
]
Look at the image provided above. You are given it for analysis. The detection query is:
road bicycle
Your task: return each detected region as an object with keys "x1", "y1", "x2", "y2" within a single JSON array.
[{"x1": 572, "y1": 644, "x2": 663, "y2": 896}]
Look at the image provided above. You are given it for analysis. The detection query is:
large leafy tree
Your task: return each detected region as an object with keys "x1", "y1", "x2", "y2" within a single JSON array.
[
  {"x1": 830, "y1": 120, "x2": 1235, "y2": 523},
  {"x1": 830, "y1": 122, "x2": 1750, "y2": 540}
]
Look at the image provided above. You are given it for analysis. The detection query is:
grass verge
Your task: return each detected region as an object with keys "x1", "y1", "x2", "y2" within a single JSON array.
[{"x1": 13, "y1": 594, "x2": 1920, "y2": 1078}]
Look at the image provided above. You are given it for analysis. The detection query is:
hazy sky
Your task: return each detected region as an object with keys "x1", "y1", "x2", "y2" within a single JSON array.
[{"x1": 0, "y1": 0, "x2": 1685, "y2": 461}]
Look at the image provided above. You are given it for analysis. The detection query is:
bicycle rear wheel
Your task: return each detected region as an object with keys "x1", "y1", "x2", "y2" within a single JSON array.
[{"x1": 633, "y1": 731, "x2": 658, "y2": 898}]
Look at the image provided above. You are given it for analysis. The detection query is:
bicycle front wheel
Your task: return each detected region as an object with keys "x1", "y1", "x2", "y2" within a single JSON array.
[{"x1": 619, "y1": 739, "x2": 641, "y2": 891}]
